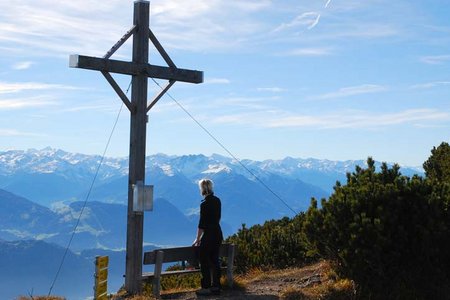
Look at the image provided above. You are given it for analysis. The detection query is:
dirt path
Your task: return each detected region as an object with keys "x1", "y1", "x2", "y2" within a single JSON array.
[{"x1": 160, "y1": 261, "x2": 329, "y2": 300}]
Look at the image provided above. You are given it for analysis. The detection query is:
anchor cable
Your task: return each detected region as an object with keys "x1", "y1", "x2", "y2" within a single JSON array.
[
  {"x1": 150, "y1": 78, "x2": 298, "y2": 216},
  {"x1": 47, "y1": 80, "x2": 131, "y2": 296}
]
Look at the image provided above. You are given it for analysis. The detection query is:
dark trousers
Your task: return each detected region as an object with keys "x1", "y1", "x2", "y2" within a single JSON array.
[{"x1": 199, "y1": 238, "x2": 221, "y2": 289}]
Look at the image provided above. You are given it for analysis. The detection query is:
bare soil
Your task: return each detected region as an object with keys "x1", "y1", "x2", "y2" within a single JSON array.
[{"x1": 160, "y1": 261, "x2": 330, "y2": 300}]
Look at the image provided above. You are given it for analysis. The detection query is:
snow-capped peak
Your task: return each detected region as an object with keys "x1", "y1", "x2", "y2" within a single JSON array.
[
  {"x1": 161, "y1": 164, "x2": 175, "y2": 176},
  {"x1": 201, "y1": 164, "x2": 232, "y2": 174}
]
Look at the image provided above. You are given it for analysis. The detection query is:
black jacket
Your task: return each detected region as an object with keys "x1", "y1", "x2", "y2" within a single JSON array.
[{"x1": 198, "y1": 193, "x2": 223, "y2": 242}]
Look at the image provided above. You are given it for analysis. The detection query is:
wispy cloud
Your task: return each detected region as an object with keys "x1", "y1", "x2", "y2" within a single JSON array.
[
  {"x1": 0, "y1": 81, "x2": 79, "y2": 94},
  {"x1": 0, "y1": 1, "x2": 131, "y2": 57},
  {"x1": 12, "y1": 61, "x2": 34, "y2": 70},
  {"x1": 273, "y1": 12, "x2": 322, "y2": 33},
  {"x1": 316, "y1": 84, "x2": 388, "y2": 99},
  {"x1": 420, "y1": 55, "x2": 450, "y2": 65},
  {"x1": 0, "y1": 96, "x2": 57, "y2": 110},
  {"x1": 60, "y1": 104, "x2": 117, "y2": 113},
  {"x1": 257, "y1": 87, "x2": 286, "y2": 93},
  {"x1": 298, "y1": 21, "x2": 398, "y2": 45},
  {"x1": 208, "y1": 107, "x2": 449, "y2": 130},
  {"x1": 0, "y1": 0, "x2": 274, "y2": 55},
  {"x1": 214, "y1": 96, "x2": 276, "y2": 111},
  {"x1": 309, "y1": 14, "x2": 321, "y2": 30},
  {"x1": 213, "y1": 112, "x2": 261, "y2": 125},
  {"x1": 152, "y1": 0, "x2": 271, "y2": 52},
  {"x1": 0, "y1": 0, "x2": 404, "y2": 58},
  {"x1": 204, "y1": 78, "x2": 230, "y2": 84},
  {"x1": 266, "y1": 109, "x2": 450, "y2": 129},
  {"x1": 0, "y1": 128, "x2": 44, "y2": 137},
  {"x1": 282, "y1": 47, "x2": 333, "y2": 57},
  {"x1": 410, "y1": 81, "x2": 450, "y2": 89}
]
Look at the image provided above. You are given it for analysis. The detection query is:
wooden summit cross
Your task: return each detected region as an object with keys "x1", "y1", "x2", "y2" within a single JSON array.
[{"x1": 69, "y1": 0, "x2": 203, "y2": 294}]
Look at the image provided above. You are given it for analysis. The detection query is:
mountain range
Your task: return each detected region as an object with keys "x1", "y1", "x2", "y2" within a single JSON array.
[
  {"x1": 0, "y1": 148, "x2": 423, "y2": 299},
  {"x1": 0, "y1": 148, "x2": 424, "y2": 245}
]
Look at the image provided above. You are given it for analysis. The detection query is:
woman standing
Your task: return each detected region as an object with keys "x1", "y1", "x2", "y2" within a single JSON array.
[{"x1": 193, "y1": 178, "x2": 223, "y2": 296}]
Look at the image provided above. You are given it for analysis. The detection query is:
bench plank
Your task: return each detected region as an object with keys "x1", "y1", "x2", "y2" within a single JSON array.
[
  {"x1": 142, "y1": 243, "x2": 235, "y2": 298},
  {"x1": 142, "y1": 266, "x2": 229, "y2": 280},
  {"x1": 143, "y1": 244, "x2": 231, "y2": 264}
]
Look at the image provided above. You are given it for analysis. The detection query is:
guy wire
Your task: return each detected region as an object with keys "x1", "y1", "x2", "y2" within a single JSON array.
[
  {"x1": 150, "y1": 78, "x2": 298, "y2": 216},
  {"x1": 47, "y1": 80, "x2": 131, "y2": 296}
]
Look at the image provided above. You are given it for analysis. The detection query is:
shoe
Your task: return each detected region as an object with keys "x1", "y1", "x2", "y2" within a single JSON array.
[
  {"x1": 210, "y1": 287, "x2": 221, "y2": 295},
  {"x1": 196, "y1": 288, "x2": 212, "y2": 296}
]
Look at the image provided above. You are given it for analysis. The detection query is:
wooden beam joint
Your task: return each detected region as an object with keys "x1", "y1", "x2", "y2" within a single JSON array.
[{"x1": 69, "y1": 55, "x2": 203, "y2": 84}]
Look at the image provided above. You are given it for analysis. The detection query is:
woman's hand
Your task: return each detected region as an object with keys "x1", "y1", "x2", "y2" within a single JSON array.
[{"x1": 193, "y1": 228, "x2": 204, "y2": 246}]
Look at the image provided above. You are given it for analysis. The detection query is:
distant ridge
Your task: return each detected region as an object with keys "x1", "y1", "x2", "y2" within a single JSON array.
[
  {"x1": 0, "y1": 147, "x2": 423, "y2": 242},
  {"x1": 0, "y1": 148, "x2": 426, "y2": 300},
  {"x1": 0, "y1": 147, "x2": 423, "y2": 187},
  {"x1": 0, "y1": 239, "x2": 92, "y2": 299}
]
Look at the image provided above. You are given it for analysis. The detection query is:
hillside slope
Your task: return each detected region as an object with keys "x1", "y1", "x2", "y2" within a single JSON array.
[{"x1": 110, "y1": 261, "x2": 354, "y2": 300}]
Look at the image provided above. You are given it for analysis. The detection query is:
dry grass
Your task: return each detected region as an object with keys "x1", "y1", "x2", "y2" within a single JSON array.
[
  {"x1": 284, "y1": 278, "x2": 356, "y2": 300},
  {"x1": 120, "y1": 296, "x2": 155, "y2": 300},
  {"x1": 111, "y1": 293, "x2": 156, "y2": 300},
  {"x1": 16, "y1": 297, "x2": 65, "y2": 300},
  {"x1": 111, "y1": 260, "x2": 356, "y2": 300},
  {"x1": 240, "y1": 261, "x2": 331, "y2": 283},
  {"x1": 111, "y1": 287, "x2": 156, "y2": 300},
  {"x1": 236, "y1": 261, "x2": 356, "y2": 300},
  {"x1": 279, "y1": 262, "x2": 356, "y2": 300}
]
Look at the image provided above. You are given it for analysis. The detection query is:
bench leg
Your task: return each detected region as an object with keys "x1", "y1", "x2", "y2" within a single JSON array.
[
  {"x1": 153, "y1": 250, "x2": 164, "y2": 298},
  {"x1": 226, "y1": 244, "x2": 235, "y2": 288}
]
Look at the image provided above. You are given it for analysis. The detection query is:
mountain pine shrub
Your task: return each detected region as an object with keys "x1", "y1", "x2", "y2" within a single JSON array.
[{"x1": 304, "y1": 156, "x2": 450, "y2": 299}]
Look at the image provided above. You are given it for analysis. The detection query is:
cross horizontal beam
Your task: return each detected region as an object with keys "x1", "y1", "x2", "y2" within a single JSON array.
[{"x1": 69, "y1": 54, "x2": 203, "y2": 84}]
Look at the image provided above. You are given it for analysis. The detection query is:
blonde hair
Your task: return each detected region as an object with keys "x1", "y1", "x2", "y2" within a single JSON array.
[{"x1": 198, "y1": 178, "x2": 214, "y2": 196}]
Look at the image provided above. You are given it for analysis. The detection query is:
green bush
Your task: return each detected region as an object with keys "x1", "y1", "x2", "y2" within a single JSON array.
[
  {"x1": 226, "y1": 143, "x2": 450, "y2": 299},
  {"x1": 304, "y1": 157, "x2": 450, "y2": 299},
  {"x1": 226, "y1": 215, "x2": 312, "y2": 273}
]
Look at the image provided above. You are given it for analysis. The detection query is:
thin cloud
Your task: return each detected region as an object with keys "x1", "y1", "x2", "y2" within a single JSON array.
[
  {"x1": 0, "y1": 128, "x2": 44, "y2": 137},
  {"x1": 410, "y1": 81, "x2": 450, "y2": 89},
  {"x1": 323, "y1": 23, "x2": 398, "y2": 39},
  {"x1": 283, "y1": 47, "x2": 332, "y2": 56},
  {"x1": 208, "y1": 107, "x2": 449, "y2": 130},
  {"x1": 273, "y1": 12, "x2": 322, "y2": 33},
  {"x1": 12, "y1": 61, "x2": 34, "y2": 70},
  {"x1": 60, "y1": 104, "x2": 117, "y2": 113},
  {"x1": 0, "y1": 0, "x2": 403, "y2": 58},
  {"x1": 0, "y1": 1, "x2": 130, "y2": 57},
  {"x1": 265, "y1": 109, "x2": 449, "y2": 129},
  {"x1": 0, "y1": 0, "x2": 272, "y2": 56},
  {"x1": 420, "y1": 55, "x2": 450, "y2": 65},
  {"x1": 0, "y1": 82, "x2": 80, "y2": 94},
  {"x1": 213, "y1": 96, "x2": 278, "y2": 110},
  {"x1": 309, "y1": 14, "x2": 321, "y2": 30},
  {"x1": 213, "y1": 112, "x2": 258, "y2": 125},
  {"x1": 265, "y1": 109, "x2": 450, "y2": 129},
  {"x1": 257, "y1": 87, "x2": 286, "y2": 93},
  {"x1": 204, "y1": 78, "x2": 231, "y2": 84},
  {"x1": 0, "y1": 96, "x2": 57, "y2": 110},
  {"x1": 316, "y1": 84, "x2": 388, "y2": 99}
]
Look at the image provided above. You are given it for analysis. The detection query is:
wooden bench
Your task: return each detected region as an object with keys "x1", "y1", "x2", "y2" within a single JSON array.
[{"x1": 142, "y1": 243, "x2": 236, "y2": 297}]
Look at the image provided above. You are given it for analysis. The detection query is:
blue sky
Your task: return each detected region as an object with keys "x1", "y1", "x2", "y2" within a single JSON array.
[{"x1": 0, "y1": 0, "x2": 449, "y2": 167}]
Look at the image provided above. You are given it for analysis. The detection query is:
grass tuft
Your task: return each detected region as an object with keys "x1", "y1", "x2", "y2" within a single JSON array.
[{"x1": 16, "y1": 297, "x2": 65, "y2": 300}]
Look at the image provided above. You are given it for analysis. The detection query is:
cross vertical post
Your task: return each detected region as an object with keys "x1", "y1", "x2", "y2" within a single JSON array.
[
  {"x1": 69, "y1": 0, "x2": 203, "y2": 295},
  {"x1": 125, "y1": 0, "x2": 149, "y2": 294}
]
